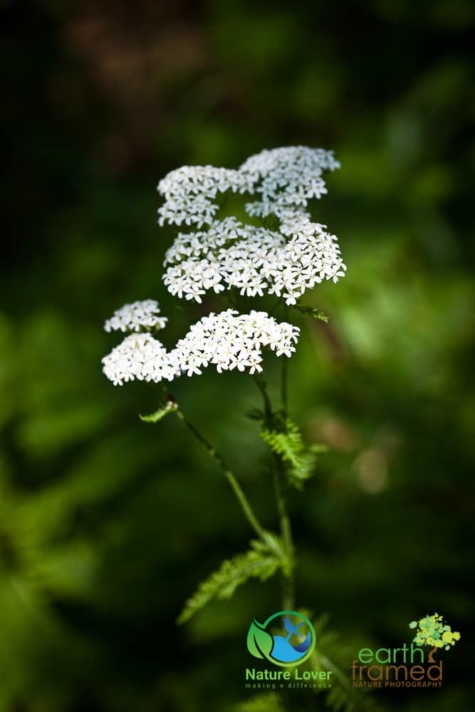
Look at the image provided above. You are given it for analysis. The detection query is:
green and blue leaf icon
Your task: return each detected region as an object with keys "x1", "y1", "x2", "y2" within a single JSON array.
[{"x1": 247, "y1": 619, "x2": 274, "y2": 660}]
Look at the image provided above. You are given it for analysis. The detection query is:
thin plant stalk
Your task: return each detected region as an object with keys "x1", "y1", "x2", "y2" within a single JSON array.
[
  {"x1": 253, "y1": 372, "x2": 295, "y2": 610},
  {"x1": 162, "y1": 387, "x2": 267, "y2": 541}
]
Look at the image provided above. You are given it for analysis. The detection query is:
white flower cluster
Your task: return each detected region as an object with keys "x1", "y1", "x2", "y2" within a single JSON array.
[
  {"x1": 102, "y1": 308, "x2": 299, "y2": 385},
  {"x1": 102, "y1": 333, "x2": 179, "y2": 386},
  {"x1": 163, "y1": 214, "x2": 345, "y2": 305},
  {"x1": 240, "y1": 146, "x2": 340, "y2": 218},
  {"x1": 158, "y1": 165, "x2": 256, "y2": 228},
  {"x1": 158, "y1": 147, "x2": 339, "y2": 227},
  {"x1": 104, "y1": 300, "x2": 168, "y2": 333},
  {"x1": 174, "y1": 309, "x2": 300, "y2": 376},
  {"x1": 158, "y1": 146, "x2": 346, "y2": 305},
  {"x1": 102, "y1": 146, "x2": 345, "y2": 387}
]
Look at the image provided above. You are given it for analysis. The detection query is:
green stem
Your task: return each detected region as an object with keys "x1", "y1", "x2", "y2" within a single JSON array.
[
  {"x1": 281, "y1": 357, "x2": 288, "y2": 418},
  {"x1": 253, "y1": 372, "x2": 273, "y2": 420},
  {"x1": 169, "y1": 398, "x2": 267, "y2": 541},
  {"x1": 253, "y1": 374, "x2": 295, "y2": 610},
  {"x1": 273, "y1": 466, "x2": 294, "y2": 610}
]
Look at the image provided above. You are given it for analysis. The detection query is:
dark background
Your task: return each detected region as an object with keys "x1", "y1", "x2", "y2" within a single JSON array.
[{"x1": 1, "y1": 0, "x2": 474, "y2": 710}]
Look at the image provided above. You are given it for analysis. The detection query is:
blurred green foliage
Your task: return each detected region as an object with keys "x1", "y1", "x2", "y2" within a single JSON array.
[{"x1": 1, "y1": 0, "x2": 474, "y2": 710}]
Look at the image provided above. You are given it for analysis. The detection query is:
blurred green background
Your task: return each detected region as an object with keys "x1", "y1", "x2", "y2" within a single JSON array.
[{"x1": 1, "y1": 0, "x2": 474, "y2": 710}]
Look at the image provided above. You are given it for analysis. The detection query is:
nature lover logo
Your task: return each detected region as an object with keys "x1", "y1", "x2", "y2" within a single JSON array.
[{"x1": 247, "y1": 611, "x2": 316, "y2": 667}]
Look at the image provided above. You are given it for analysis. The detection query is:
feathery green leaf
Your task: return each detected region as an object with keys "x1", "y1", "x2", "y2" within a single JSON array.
[
  {"x1": 261, "y1": 418, "x2": 322, "y2": 489},
  {"x1": 178, "y1": 536, "x2": 285, "y2": 624}
]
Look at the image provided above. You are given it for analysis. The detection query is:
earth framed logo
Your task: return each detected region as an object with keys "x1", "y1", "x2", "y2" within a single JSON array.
[{"x1": 247, "y1": 610, "x2": 316, "y2": 667}]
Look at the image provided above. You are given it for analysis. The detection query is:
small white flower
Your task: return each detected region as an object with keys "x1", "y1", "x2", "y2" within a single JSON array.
[{"x1": 104, "y1": 300, "x2": 168, "y2": 333}]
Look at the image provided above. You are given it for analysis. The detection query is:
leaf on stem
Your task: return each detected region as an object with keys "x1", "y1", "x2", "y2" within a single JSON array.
[
  {"x1": 261, "y1": 418, "x2": 325, "y2": 489},
  {"x1": 293, "y1": 303, "x2": 329, "y2": 322},
  {"x1": 139, "y1": 400, "x2": 178, "y2": 423},
  {"x1": 177, "y1": 536, "x2": 285, "y2": 624}
]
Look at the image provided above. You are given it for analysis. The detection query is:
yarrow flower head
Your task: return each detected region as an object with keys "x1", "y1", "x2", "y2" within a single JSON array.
[
  {"x1": 102, "y1": 332, "x2": 180, "y2": 386},
  {"x1": 104, "y1": 300, "x2": 168, "y2": 333},
  {"x1": 102, "y1": 308, "x2": 300, "y2": 385},
  {"x1": 102, "y1": 146, "x2": 345, "y2": 387},
  {"x1": 158, "y1": 146, "x2": 346, "y2": 305},
  {"x1": 240, "y1": 145, "x2": 340, "y2": 218},
  {"x1": 174, "y1": 309, "x2": 300, "y2": 376}
]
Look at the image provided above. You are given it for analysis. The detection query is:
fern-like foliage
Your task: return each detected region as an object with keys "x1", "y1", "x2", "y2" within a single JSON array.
[
  {"x1": 178, "y1": 534, "x2": 285, "y2": 624},
  {"x1": 261, "y1": 418, "x2": 325, "y2": 489}
]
